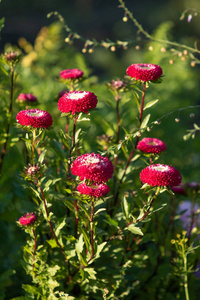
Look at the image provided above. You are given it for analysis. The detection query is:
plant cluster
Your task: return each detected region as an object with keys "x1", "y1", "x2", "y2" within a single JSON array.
[{"x1": 0, "y1": 2, "x2": 200, "y2": 300}]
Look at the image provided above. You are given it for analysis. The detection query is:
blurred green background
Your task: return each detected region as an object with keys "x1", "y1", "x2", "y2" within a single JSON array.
[{"x1": 0, "y1": 0, "x2": 200, "y2": 299}]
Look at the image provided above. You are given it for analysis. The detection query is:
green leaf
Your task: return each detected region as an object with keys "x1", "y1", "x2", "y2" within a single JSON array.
[
  {"x1": 22, "y1": 284, "x2": 40, "y2": 296},
  {"x1": 121, "y1": 195, "x2": 129, "y2": 219},
  {"x1": 47, "y1": 238, "x2": 59, "y2": 248},
  {"x1": 55, "y1": 217, "x2": 66, "y2": 236},
  {"x1": 105, "y1": 214, "x2": 118, "y2": 227},
  {"x1": 95, "y1": 242, "x2": 107, "y2": 260},
  {"x1": 38, "y1": 149, "x2": 47, "y2": 164},
  {"x1": 194, "y1": 123, "x2": 200, "y2": 130},
  {"x1": 94, "y1": 208, "x2": 106, "y2": 216},
  {"x1": 144, "y1": 99, "x2": 159, "y2": 110},
  {"x1": 75, "y1": 234, "x2": 87, "y2": 266},
  {"x1": 81, "y1": 227, "x2": 91, "y2": 253},
  {"x1": 183, "y1": 132, "x2": 192, "y2": 141},
  {"x1": 140, "y1": 114, "x2": 150, "y2": 129},
  {"x1": 84, "y1": 267, "x2": 97, "y2": 280},
  {"x1": 126, "y1": 224, "x2": 143, "y2": 236},
  {"x1": 51, "y1": 139, "x2": 66, "y2": 161}
]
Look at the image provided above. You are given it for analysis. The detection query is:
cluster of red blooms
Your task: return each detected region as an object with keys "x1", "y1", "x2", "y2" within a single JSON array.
[
  {"x1": 16, "y1": 65, "x2": 182, "y2": 212},
  {"x1": 71, "y1": 153, "x2": 113, "y2": 198}
]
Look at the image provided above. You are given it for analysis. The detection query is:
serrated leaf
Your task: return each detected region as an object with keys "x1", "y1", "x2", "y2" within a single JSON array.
[
  {"x1": 127, "y1": 224, "x2": 143, "y2": 236},
  {"x1": 84, "y1": 268, "x2": 97, "y2": 279},
  {"x1": 140, "y1": 114, "x2": 150, "y2": 129},
  {"x1": 95, "y1": 242, "x2": 107, "y2": 260}
]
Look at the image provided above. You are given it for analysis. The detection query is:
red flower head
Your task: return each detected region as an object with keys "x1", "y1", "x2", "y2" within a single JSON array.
[
  {"x1": 19, "y1": 212, "x2": 37, "y2": 226},
  {"x1": 137, "y1": 137, "x2": 166, "y2": 154},
  {"x1": 126, "y1": 63, "x2": 163, "y2": 82},
  {"x1": 77, "y1": 182, "x2": 110, "y2": 198},
  {"x1": 60, "y1": 68, "x2": 84, "y2": 80},
  {"x1": 140, "y1": 164, "x2": 181, "y2": 187},
  {"x1": 58, "y1": 91, "x2": 98, "y2": 115},
  {"x1": 16, "y1": 109, "x2": 53, "y2": 129},
  {"x1": 71, "y1": 153, "x2": 113, "y2": 183},
  {"x1": 17, "y1": 93, "x2": 37, "y2": 103}
]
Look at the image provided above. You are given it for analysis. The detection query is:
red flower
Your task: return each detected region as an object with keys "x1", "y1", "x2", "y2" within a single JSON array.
[
  {"x1": 126, "y1": 63, "x2": 163, "y2": 82},
  {"x1": 58, "y1": 91, "x2": 98, "y2": 115},
  {"x1": 137, "y1": 137, "x2": 166, "y2": 154},
  {"x1": 77, "y1": 182, "x2": 110, "y2": 198},
  {"x1": 60, "y1": 68, "x2": 84, "y2": 80},
  {"x1": 71, "y1": 153, "x2": 113, "y2": 183},
  {"x1": 16, "y1": 109, "x2": 53, "y2": 129},
  {"x1": 19, "y1": 212, "x2": 37, "y2": 226},
  {"x1": 140, "y1": 164, "x2": 181, "y2": 187},
  {"x1": 17, "y1": 93, "x2": 37, "y2": 103}
]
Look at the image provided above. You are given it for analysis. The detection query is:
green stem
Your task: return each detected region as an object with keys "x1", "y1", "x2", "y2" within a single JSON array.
[
  {"x1": 31, "y1": 129, "x2": 37, "y2": 166},
  {"x1": 118, "y1": 0, "x2": 200, "y2": 55},
  {"x1": 113, "y1": 83, "x2": 146, "y2": 205},
  {"x1": 90, "y1": 198, "x2": 95, "y2": 260},
  {"x1": 183, "y1": 250, "x2": 190, "y2": 300},
  {"x1": 32, "y1": 228, "x2": 37, "y2": 273},
  {"x1": 36, "y1": 179, "x2": 71, "y2": 274}
]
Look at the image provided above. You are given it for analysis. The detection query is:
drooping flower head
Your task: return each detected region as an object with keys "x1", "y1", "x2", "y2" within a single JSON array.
[
  {"x1": 126, "y1": 63, "x2": 163, "y2": 82},
  {"x1": 16, "y1": 109, "x2": 53, "y2": 129},
  {"x1": 77, "y1": 182, "x2": 110, "y2": 198},
  {"x1": 140, "y1": 164, "x2": 181, "y2": 187},
  {"x1": 60, "y1": 68, "x2": 84, "y2": 80},
  {"x1": 17, "y1": 93, "x2": 37, "y2": 103},
  {"x1": 71, "y1": 153, "x2": 113, "y2": 183},
  {"x1": 58, "y1": 89, "x2": 69, "y2": 98},
  {"x1": 137, "y1": 137, "x2": 166, "y2": 154},
  {"x1": 19, "y1": 212, "x2": 37, "y2": 226},
  {"x1": 58, "y1": 91, "x2": 98, "y2": 115},
  {"x1": 171, "y1": 183, "x2": 186, "y2": 194}
]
